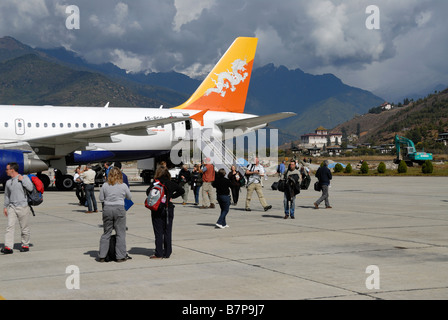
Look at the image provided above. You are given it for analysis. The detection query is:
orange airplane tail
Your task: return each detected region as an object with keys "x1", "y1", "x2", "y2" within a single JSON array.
[{"x1": 173, "y1": 37, "x2": 258, "y2": 114}]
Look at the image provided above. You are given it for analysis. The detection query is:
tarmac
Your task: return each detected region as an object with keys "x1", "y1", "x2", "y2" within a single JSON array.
[{"x1": 0, "y1": 175, "x2": 447, "y2": 301}]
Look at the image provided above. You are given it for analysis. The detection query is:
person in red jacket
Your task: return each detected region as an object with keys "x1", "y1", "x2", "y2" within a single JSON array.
[{"x1": 200, "y1": 158, "x2": 216, "y2": 209}]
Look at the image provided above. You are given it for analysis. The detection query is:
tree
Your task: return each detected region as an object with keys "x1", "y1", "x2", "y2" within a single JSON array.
[
  {"x1": 344, "y1": 163, "x2": 352, "y2": 173},
  {"x1": 377, "y1": 162, "x2": 386, "y2": 174},
  {"x1": 341, "y1": 127, "x2": 347, "y2": 142},
  {"x1": 334, "y1": 163, "x2": 344, "y2": 173},
  {"x1": 422, "y1": 160, "x2": 433, "y2": 174},
  {"x1": 398, "y1": 160, "x2": 407, "y2": 174},
  {"x1": 360, "y1": 161, "x2": 369, "y2": 174}
]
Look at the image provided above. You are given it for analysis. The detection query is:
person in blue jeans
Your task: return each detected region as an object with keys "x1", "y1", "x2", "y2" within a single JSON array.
[
  {"x1": 212, "y1": 169, "x2": 232, "y2": 229},
  {"x1": 80, "y1": 164, "x2": 98, "y2": 213}
]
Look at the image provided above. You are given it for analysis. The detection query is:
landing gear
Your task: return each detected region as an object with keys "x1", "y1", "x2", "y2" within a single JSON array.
[
  {"x1": 56, "y1": 175, "x2": 75, "y2": 191},
  {"x1": 36, "y1": 171, "x2": 74, "y2": 191},
  {"x1": 54, "y1": 169, "x2": 75, "y2": 191}
]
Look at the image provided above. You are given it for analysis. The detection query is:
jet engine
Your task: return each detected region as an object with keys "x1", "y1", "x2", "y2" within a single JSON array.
[{"x1": 0, "y1": 150, "x2": 48, "y2": 183}]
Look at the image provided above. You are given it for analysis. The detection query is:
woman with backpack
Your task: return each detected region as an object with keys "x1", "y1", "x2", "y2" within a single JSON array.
[
  {"x1": 97, "y1": 167, "x2": 132, "y2": 262},
  {"x1": 146, "y1": 166, "x2": 184, "y2": 259}
]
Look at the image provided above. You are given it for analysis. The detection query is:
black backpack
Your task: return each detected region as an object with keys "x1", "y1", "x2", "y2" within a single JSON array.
[
  {"x1": 277, "y1": 179, "x2": 286, "y2": 192},
  {"x1": 300, "y1": 175, "x2": 311, "y2": 190},
  {"x1": 104, "y1": 234, "x2": 131, "y2": 262},
  {"x1": 105, "y1": 235, "x2": 117, "y2": 262},
  {"x1": 26, "y1": 186, "x2": 43, "y2": 206}
]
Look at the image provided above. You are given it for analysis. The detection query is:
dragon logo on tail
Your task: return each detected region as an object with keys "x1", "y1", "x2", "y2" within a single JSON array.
[{"x1": 205, "y1": 59, "x2": 249, "y2": 97}]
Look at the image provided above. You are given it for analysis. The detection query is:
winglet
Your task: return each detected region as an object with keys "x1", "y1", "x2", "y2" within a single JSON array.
[
  {"x1": 173, "y1": 37, "x2": 258, "y2": 114},
  {"x1": 190, "y1": 109, "x2": 208, "y2": 126}
]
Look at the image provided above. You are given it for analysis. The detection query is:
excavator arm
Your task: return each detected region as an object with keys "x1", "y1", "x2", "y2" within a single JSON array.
[{"x1": 394, "y1": 134, "x2": 432, "y2": 165}]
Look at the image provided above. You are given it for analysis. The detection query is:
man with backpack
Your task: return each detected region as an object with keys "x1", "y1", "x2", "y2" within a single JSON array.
[
  {"x1": 2, "y1": 162, "x2": 34, "y2": 254},
  {"x1": 245, "y1": 158, "x2": 272, "y2": 212}
]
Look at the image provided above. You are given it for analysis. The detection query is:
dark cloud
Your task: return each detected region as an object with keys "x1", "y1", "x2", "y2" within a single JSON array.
[{"x1": 0, "y1": 0, "x2": 447, "y2": 100}]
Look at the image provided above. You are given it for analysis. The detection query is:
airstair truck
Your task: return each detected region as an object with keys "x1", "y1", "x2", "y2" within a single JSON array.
[{"x1": 393, "y1": 134, "x2": 433, "y2": 166}]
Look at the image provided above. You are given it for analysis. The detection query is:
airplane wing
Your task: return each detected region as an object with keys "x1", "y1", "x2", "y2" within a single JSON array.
[
  {"x1": 216, "y1": 112, "x2": 296, "y2": 130},
  {"x1": 25, "y1": 116, "x2": 191, "y2": 147}
]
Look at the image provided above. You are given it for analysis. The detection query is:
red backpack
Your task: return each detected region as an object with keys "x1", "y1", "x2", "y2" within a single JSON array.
[
  {"x1": 144, "y1": 180, "x2": 168, "y2": 212},
  {"x1": 29, "y1": 175, "x2": 44, "y2": 194}
]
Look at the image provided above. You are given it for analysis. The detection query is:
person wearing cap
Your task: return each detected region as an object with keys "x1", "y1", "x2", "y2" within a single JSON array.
[{"x1": 245, "y1": 158, "x2": 272, "y2": 212}]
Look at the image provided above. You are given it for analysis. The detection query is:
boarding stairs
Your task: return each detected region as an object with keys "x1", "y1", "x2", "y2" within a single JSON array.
[{"x1": 197, "y1": 135, "x2": 247, "y2": 176}]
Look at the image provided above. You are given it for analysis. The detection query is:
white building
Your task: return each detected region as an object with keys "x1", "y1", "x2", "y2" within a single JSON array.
[
  {"x1": 381, "y1": 102, "x2": 393, "y2": 110},
  {"x1": 437, "y1": 133, "x2": 448, "y2": 146},
  {"x1": 300, "y1": 126, "x2": 343, "y2": 148}
]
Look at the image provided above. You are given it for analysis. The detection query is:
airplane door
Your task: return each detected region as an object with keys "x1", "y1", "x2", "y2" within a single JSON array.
[
  {"x1": 170, "y1": 112, "x2": 186, "y2": 141},
  {"x1": 15, "y1": 119, "x2": 25, "y2": 135}
]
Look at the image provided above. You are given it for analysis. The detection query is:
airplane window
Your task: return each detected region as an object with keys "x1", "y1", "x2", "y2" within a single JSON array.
[
  {"x1": 36, "y1": 123, "x2": 40, "y2": 128},
  {"x1": 83, "y1": 123, "x2": 87, "y2": 128},
  {"x1": 60, "y1": 123, "x2": 64, "y2": 128},
  {"x1": 105, "y1": 123, "x2": 109, "y2": 127},
  {"x1": 90, "y1": 123, "x2": 94, "y2": 128},
  {"x1": 68, "y1": 123, "x2": 71, "y2": 128},
  {"x1": 98, "y1": 123, "x2": 101, "y2": 128},
  {"x1": 18, "y1": 122, "x2": 22, "y2": 127},
  {"x1": 75, "y1": 123, "x2": 79, "y2": 128},
  {"x1": 44, "y1": 123, "x2": 48, "y2": 128},
  {"x1": 27, "y1": 123, "x2": 32, "y2": 128},
  {"x1": 4, "y1": 122, "x2": 8, "y2": 128},
  {"x1": 52, "y1": 123, "x2": 56, "y2": 128}
]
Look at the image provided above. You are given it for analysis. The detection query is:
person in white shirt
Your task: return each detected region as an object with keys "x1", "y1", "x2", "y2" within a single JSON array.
[
  {"x1": 244, "y1": 158, "x2": 272, "y2": 212},
  {"x1": 80, "y1": 164, "x2": 98, "y2": 213},
  {"x1": 73, "y1": 166, "x2": 85, "y2": 206}
]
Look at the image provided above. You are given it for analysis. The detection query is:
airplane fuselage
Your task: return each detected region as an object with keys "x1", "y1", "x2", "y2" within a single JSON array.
[{"x1": 0, "y1": 105, "x2": 258, "y2": 162}]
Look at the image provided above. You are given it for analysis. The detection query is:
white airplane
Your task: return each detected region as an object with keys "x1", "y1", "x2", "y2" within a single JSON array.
[{"x1": 0, "y1": 37, "x2": 295, "y2": 190}]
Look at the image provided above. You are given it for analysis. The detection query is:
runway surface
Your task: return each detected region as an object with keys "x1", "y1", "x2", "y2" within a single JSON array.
[{"x1": 1, "y1": 176, "x2": 447, "y2": 300}]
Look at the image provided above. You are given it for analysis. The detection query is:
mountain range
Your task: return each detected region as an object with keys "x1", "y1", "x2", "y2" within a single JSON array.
[{"x1": 0, "y1": 36, "x2": 387, "y2": 143}]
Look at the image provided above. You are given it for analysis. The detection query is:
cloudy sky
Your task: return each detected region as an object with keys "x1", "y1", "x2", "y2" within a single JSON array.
[{"x1": 0, "y1": 0, "x2": 447, "y2": 102}]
